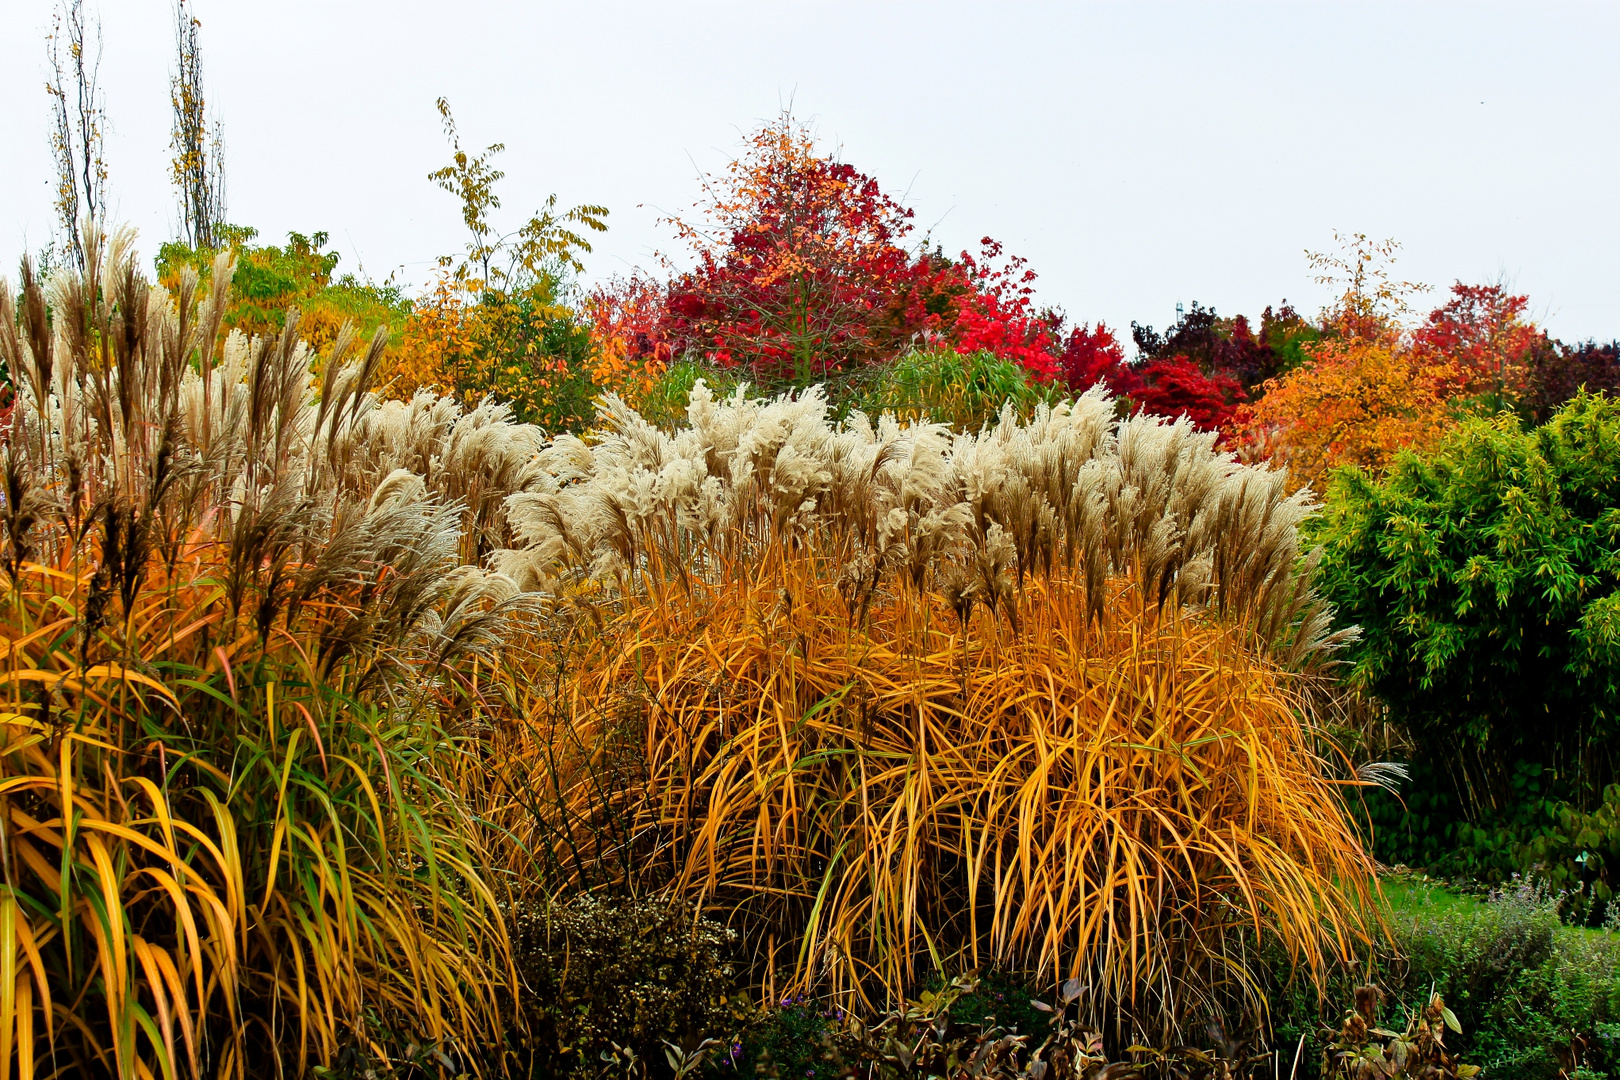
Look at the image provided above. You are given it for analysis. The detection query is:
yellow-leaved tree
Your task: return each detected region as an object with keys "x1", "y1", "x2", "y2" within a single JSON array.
[{"x1": 375, "y1": 98, "x2": 621, "y2": 432}]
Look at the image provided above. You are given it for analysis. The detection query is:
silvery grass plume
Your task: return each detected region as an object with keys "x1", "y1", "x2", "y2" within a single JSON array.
[
  {"x1": 0, "y1": 225, "x2": 548, "y2": 679},
  {"x1": 500, "y1": 380, "x2": 1354, "y2": 667}
]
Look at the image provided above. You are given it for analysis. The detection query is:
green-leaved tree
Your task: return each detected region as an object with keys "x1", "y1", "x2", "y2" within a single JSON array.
[{"x1": 1317, "y1": 391, "x2": 1620, "y2": 877}]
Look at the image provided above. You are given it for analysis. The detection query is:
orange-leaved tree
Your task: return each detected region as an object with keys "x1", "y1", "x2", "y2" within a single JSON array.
[
  {"x1": 1229, "y1": 233, "x2": 1459, "y2": 486},
  {"x1": 582, "y1": 270, "x2": 674, "y2": 400},
  {"x1": 1231, "y1": 235, "x2": 1555, "y2": 487},
  {"x1": 383, "y1": 272, "x2": 474, "y2": 400},
  {"x1": 1231, "y1": 329, "x2": 1461, "y2": 487}
]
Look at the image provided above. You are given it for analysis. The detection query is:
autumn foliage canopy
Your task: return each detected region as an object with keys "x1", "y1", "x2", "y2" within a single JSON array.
[
  {"x1": 591, "y1": 114, "x2": 1116, "y2": 395},
  {"x1": 1229, "y1": 235, "x2": 1555, "y2": 486},
  {"x1": 366, "y1": 111, "x2": 1596, "y2": 480}
]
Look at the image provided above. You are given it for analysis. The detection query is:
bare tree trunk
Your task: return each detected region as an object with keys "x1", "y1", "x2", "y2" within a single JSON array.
[
  {"x1": 171, "y1": 0, "x2": 226, "y2": 249},
  {"x1": 45, "y1": 0, "x2": 108, "y2": 274}
]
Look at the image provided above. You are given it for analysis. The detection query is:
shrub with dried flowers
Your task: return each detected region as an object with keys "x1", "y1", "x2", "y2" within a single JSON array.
[
  {"x1": 1322, "y1": 987, "x2": 1482, "y2": 1079},
  {"x1": 508, "y1": 894, "x2": 741, "y2": 1078}
]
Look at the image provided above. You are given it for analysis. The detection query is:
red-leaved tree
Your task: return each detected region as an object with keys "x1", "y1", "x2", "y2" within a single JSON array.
[
  {"x1": 1133, "y1": 358, "x2": 1246, "y2": 430},
  {"x1": 948, "y1": 239, "x2": 1062, "y2": 381},
  {"x1": 657, "y1": 114, "x2": 933, "y2": 384},
  {"x1": 1057, "y1": 316, "x2": 1247, "y2": 432},
  {"x1": 1059, "y1": 322, "x2": 1131, "y2": 394},
  {"x1": 646, "y1": 114, "x2": 1116, "y2": 388},
  {"x1": 1410, "y1": 282, "x2": 1549, "y2": 408}
]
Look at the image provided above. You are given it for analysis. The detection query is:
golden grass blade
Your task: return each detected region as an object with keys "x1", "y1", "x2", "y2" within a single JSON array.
[{"x1": 0, "y1": 893, "x2": 17, "y2": 1080}]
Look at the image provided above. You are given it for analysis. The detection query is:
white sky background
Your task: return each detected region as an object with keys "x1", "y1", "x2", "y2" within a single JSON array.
[{"x1": 2, "y1": 0, "x2": 1618, "y2": 345}]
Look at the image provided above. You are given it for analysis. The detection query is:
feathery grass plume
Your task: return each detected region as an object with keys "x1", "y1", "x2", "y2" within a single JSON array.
[
  {"x1": 0, "y1": 224, "x2": 548, "y2": 1078},
  {"x1": 505, "y1": 377, "x2": 1345, "y2": 660},
  {"x1": 491, "y1": 379, "x2": 1376, "y2": 1041}
]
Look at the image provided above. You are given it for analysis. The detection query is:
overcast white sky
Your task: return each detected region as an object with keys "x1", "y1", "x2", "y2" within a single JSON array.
[{"x1": 3, "y1": 1, "x2": 1618, "y2": 343}]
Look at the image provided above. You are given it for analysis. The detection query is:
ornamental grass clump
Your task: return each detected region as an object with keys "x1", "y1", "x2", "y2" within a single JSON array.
[
  {"x1": 0, "y1": 228, "x2": 551, "y2": 1078},
  {"x1": 487, "y1": 380, "x2": 1382, "y2": 1038}
]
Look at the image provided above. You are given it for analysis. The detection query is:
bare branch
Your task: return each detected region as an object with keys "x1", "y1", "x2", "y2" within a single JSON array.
[
  {"x1": 171, "y1": 0, "x2": 226, "y2": 248},
  {"x1": 45, "y1": 0, "x2": 107, "y2": 272}
]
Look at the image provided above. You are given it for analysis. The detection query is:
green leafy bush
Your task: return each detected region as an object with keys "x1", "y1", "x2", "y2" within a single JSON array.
[
  {"x1": 458, "y1": 286, "x2": 603, "y2": 432},
  {"x1": 727, "y1": 997, "x2": 848, "y2": 1080},
  {"x1": 155, "y1": 224, "x2": 410, "y2": 352},
  {"x1": 856, "y1": 347, "x2": 1063, "y2": 430},
  {"x1": 510, "y1": 894, "x2": 741, "y2": 1078},
  {"x1": 943, "y1": 970, "x2": 1053, "y2": 1039},
  {"x1": 1360, "y1": 759, "x2": 1574, "y2": 882},
  {"x1": 1270, "y1": 881, "x2": 1620, "y2": 1078},
  {"x1": 1518, "y1": 783, "x2": 1620, "y2": 917},
  {"x1": 633, "y1": 358, "x2": 744, "y2": 428},
  {"x1": 1390, "y1": 881, "x2": 1620, "y2": 1077},
  {"x1": 1316, "y1": 391, "x2": 1620, "y2": 874}
]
